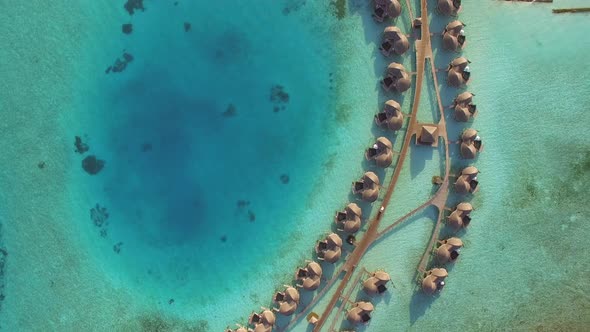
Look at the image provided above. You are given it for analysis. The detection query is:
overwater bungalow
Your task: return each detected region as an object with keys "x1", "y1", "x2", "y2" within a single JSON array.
[
  {"x1": 422, "y1": 268, "x2": 448, "y2": 295},
  {"x1": 453, "y1": 91, "x2": 477, "y2": 122},
  {"x1": 366, "y1": 137, "x2": 394, "y2": 168},
  {"x1": 436, "y1": 237, "x2": 464, "y2": 264},
  {"x1": 273, "y1": 286, "x2": 300, "y2": 316},
  {"x1": 382, "y1": 62, "x2": 411, "y2": 93},
  {"x1": 363, "y1": 271, "x2": 391, "y2": 295},
  {"x1": 442, "y1": 20, "x2": 466, "y2": 52},
  {"x1": 347, "y1": 301, "x2": 375, "y2": 325},
  {"x1": 447, "y1": 57, "x2": 471, "y2": 87},
  {"x1": 225, "y1": 325, "x2": 247, "y2": 332},
  {"x1": 380, "y1": 26, "x2": 409, "y2": 56},
  {"x1": 375, "y1": 100, "x2": 404, "y2": 131},
  {"x1": 335, "y1": 202, "x2": 363, "y2": 233},
  {"x1": 373, "y1": 0, "x2": 402, "y2": 22},
  {"x1": 316, "y1": 233, "x2": 343, "y2": 263},
  {"x1": 460, "y1": 128, "x2": 483, "y2": 159},
  {"x1": 455, "y1": 166, "x2": 480, "y2": 194},
  {"x1": 448, "y1": 202, "x2": 473, "y2": 229},
  {"x1": 417, "y1": 124, "x2": 440, "y2": 146},
  {"x1": 295, "y1": 261, "x2": 323, "y2": 291},
  {"x1": 248, "y1": 309, "x2": 275, "y2": 332},
  {"x1": 437, "y1": 0, "x2": 461, "y2": 16},
  {"x1": 352, "y1": 172, "x2": 380, "y2": 202}
]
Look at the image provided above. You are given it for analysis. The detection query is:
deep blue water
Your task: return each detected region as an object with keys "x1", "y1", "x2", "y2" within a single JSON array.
[{"x1": 74, "y1": 0, "x2": 338, "y2": 295}]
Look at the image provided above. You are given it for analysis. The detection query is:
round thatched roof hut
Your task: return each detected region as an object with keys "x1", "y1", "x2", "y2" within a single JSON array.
[
  {"x1": 437, "y1": 0, "x2": 461, "y2": 16},
  {"x1": 383, "y1": 63, "x2": 411, "y2": 93},
  {"x1": 373, "y1": 0, "x2": 402, "y2": 22},
  {"x1": 422, "y1": 268, "x2": 448, "y2": 294},
  {"x1": 366, "y1": 137, "x2": 394, "y2": 168},
  {"x1": 375, "y1": 99, "x2": 404, "y2": 131},
  {"x1": 381, "y1": 26, "x2": 410, "y2": 56},
  {"x1": 353, "y1": 172, "x2": 381, "y2": 202}
]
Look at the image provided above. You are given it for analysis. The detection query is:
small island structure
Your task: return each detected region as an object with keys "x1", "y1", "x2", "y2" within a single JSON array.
[
  {"x1": 442, "y1": 20, "x2": 466, "y2": 51},
  {"x1": 352, "y1": 172, "x2": 381, "y2": 202},
  {"x1": 460, "y1": 128, "x2": 483, "y2": 159},
  {"x1": 455, "y1": 166, "x2": 480, "y2": 194},
  {"x1": 422, "y1": 268, "x2": 448, "y2": 295},
  {"x1": 347, "y1": 301, "x2": 375, "y2": 325},
  {"x1": 372, "y1": 0, "x2": 402, "y2": 22},
  {"x1": 447, "y1": 56, "x2": 471, "y2": 87},
  {"x1": 437, "y1": 0, "x2": 462, "y2": 16},
  {"x1": 365, "y1": 137, "x2": 394, "y2": 168},
  {"x1": 453, "y1": 91, "x2": 477, "y2": 122},
  {"x1": 295, "y1": 261, "x2": 323, "y2": 291},
  {"x1": 436, "y1": 237, "x2": 464, "y2": 264},
  {"x1": 273, "y1": 286, "x2": 300, "y2": 316},
  {"x1": 248, "y1": 309, "x2": 275, "y2": 332},
  {"x1": 380, "y1": 26, "x2": 410, "y2": 56},
  {"x1": 382, "y1": 62, "x2": 412, "y2": 93},
  {"x1": 335, "y1": 203, "x2": 363, "y2": 233},
  {"x1": 375, "y1": 100, "x2": 404, "y2": 131},
  {"x1": 316, "y1": 233, "x2": 343, "y2": 263},
  {"x1": 416, "y1": 124, "x2": 440, "y2": 147},
  {"x1": 363, "y1": 271, "x2": 391, "y2": 295}
]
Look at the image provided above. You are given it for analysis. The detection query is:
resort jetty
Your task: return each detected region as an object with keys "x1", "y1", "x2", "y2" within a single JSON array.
[
  {"x1": 375, "y1": 100, "x2": 404, "y2": 131},
  {"x1": 372, "y1": 0, "x2": 402, "y2": 22},
  {"x1": 352, "y1": 172, "x2": 380, "y2": 202},
  {"x1": 436, "y1": 237, "x2": 464, "y2": 264},
  {"x1": 382, "y1": 62, "x2": 412, "y2": 93},
  {"x1": 453, "y1": 91, "x2": 477, "y2": 122},
  {"x1": 225, "y1": 325, "x2": 247, "y2": 332},
  {"x1": 448, "y1": 202, "x2": 473, "y2": 229},
  {"x1": 335, "y1": 203, "x2": 363, "y2": 233},
  {"x1": 248, "y1": 309, "x2": 275, "y2": 332},
  {"x1": 455, "y1": 166, "x2": 480, "y2": 194},
  {"x1": 362, "y1": 270, "x2": 391, "y2": 295},
  {"x1": 553, "y1": 8, "x2": 590, "y2": 14},
  {"x1": 273, "y1": 286, "x2": 300, "y2": 316},
  {"x1": 442, "y1": 20, "x2": 466, "y2": 51},
  {"x1": 365, "y1": 137, "x2": 394, "y2": 168},
  {"x1": 447, "y1": 56, "x2": 471, "y2": 87},
  {"x1": 437, "y1": 0, "x2": 462, "y2": 16},
  {"x1": 460, "y1": 128, "x2": 483, "y2": 159},
  {"x1": 380, "y1": 26, "x2": 410, "y2": 56},
  {"x1": 421, "y1": 268, "x2": 448, "y2": 294},
  {"x1": 316, "y1": 233, "x2": 343, "y2": 263},
  {"x1": 346, "y1": 301, "x2": 375, "y2": 325},
  {"x1": 244, "y1": 0, "x2": 483, "y2": 330},
  {"x1": 295, "y1": 261, "x2": 323, "y2": 291}
]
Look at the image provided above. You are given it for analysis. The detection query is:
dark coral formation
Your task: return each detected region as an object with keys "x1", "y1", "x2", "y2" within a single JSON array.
[
  {"x1": 237, "y1": 200, "x2": 250, "y2": 208},
  {"x1": 184, "y1": 22, "x2": 191, "y2": 32},
  {"x1": 74, "y1": 136, "x2": 89, "y2": 154},
  {"x1": 0, "y1": 246, "x2": 7, "y2": 314},
  {"x1": 280, "y1": 174, "x2": 290, "y2": 184},
  {"x1": 82, "y1": 155, "x2": 105, "y2": 175},
  {"x1": 122, "y1": 23, "x2": 133, "y2": 34},
  {"x1": 37, "y1": 161, "x2": 46, "y2": 169},
  {"x1": 106, "y1": 52, "x2": 134, "y2": 74},
  {"x1": 90, "y1": 204, "x2": 109, "y2": 227},
  {"x1": 223, "y1": 104, "x2": 237, "y2": 117},
  {"x1": 270, "y1": 85, "x2": 289, "y2": 113},
  {"x1": 113, "y1": 242, "x2": 123, "y2": 254},
  {"x1": 141, "y1": 142, "x2": 153, "y2": 152},
  {"x1": 248, "y1": 210, "x2": 256, "y2": 222},
  {"x1": 124, "y1": 0, "x2": 145, "y2": 15},
  {"x1": 283, "y1": 0, "x2": 307, "y2": 15}
]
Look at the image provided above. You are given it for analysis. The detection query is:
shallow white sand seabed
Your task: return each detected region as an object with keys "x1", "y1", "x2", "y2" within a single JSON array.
[{"x1": 0, "y1": 0, "x2": 589, "y2": 331}]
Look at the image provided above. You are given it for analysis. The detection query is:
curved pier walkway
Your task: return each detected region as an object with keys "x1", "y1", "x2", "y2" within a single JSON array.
[
  {"x1": 308, "y1": 0, "x2": 453, "y2": 330},
  {"x1": 279, "y1": 1, "x2": 455, "y2": 331}
]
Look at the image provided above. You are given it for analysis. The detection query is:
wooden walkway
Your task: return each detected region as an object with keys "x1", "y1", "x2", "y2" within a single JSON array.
[{"x1": 281, "y1": 0, "x2": 455, "y2": 330}]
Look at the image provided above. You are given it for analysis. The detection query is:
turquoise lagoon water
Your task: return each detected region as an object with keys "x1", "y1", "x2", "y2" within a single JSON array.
[{"x1": 0, "y1": 0, "x2": 589, "y2": 331}]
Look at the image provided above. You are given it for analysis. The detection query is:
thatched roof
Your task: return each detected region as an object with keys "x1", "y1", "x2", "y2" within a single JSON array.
[
  {"x1": 460, "y1": 142, "x2": 477, "y2": 159},
  {"x1": 364, "y1": 172, "x2": 380, "y2": 185},
  {"x1": 461, "y1": 166, "x2": 479, "y2": 176},
  {"x1": 420, "y1": 125, "x2": 439, "y2": 143},
  {"x1": 462, "y1": 128, "x2": 478, "y2": 141}
]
